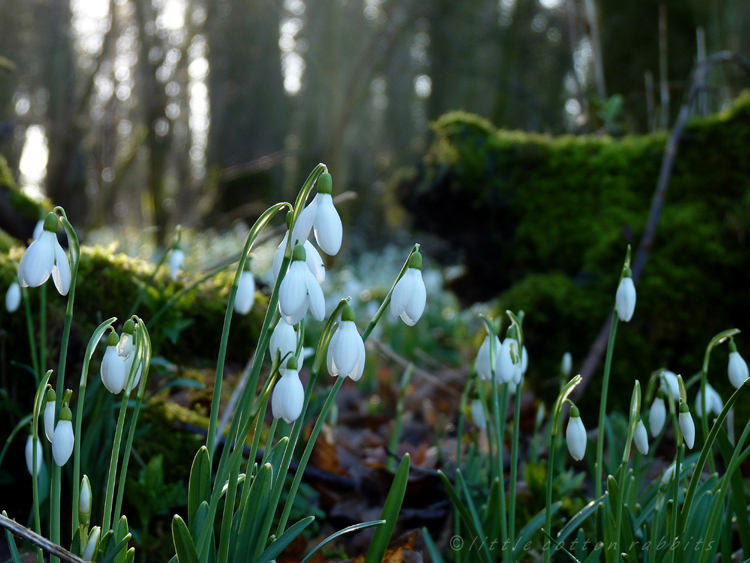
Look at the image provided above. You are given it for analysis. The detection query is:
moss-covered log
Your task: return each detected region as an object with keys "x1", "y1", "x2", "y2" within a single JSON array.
[{"x1": 394, "y1": 93, "x2": 750, "y2": 414}]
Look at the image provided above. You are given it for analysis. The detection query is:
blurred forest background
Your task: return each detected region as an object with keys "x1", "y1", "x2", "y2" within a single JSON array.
[{"x1": 1, "y1": 0, "x2": 749, "y2": 248}]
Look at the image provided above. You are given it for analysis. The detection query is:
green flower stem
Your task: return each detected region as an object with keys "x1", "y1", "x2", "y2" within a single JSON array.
[
  {"x1": 205, "y1": 201, "x2": 291, "y2": 459},
  {"x1": 456, "y1": 375, "x2": 473, "y2": 469},
  {"x1": 21, "y1": 287, "x2": 40, "y2": 385},
  {"x1": 595, "y1": 312, "x2": 619, "y2": 500},
  {"x1": 72, "y1": 317, "x2": 118, "y2": 535},
  {"x1": 492, "y1": 380, "x2": 509, "y2": 563},
  {"x1": 32, "y1": 370, "x2": 52, "y2": 563},
  {"x1": 50, "y1": 207, "x2": 80, "y2": 563},
  {"x1": 668, "y1": 444, "x2": 684, "y2": 563},
  {"x1": 613, "y1": 382, "x2": 641, "y2": 562},
  {"x1": 387, "y1": 364, "x2": 414, "y2": 473},
  {"x1": 128, "y1": 248, "x2": 169, "y2": 318},
  {"x1": 509, "y1": 377, "x2": 523, "y2": 560},
  {"x1": 114, "y1": 322, "x2": 152, "y2": 524},
  {"x1": 40, "y1": 283, "x2": 46, "y2": 378}
]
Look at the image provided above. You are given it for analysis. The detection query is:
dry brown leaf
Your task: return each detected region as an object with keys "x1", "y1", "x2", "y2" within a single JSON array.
[{"x1": 346, "y1": 530, "x2": 418, "y2": 563}]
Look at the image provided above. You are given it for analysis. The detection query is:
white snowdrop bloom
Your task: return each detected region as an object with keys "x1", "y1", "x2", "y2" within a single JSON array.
[
  {"x1": 390, "y1": 252, "x2": 426, "y2": 326},
  {"x1": 25, "y1": 435, "x2": 44, "y2": 476},
  {"x1": 269, "y1": 319, "x2": 298, "y2": 373},
  {"x1": 169, "y1": 246, "x2": 185, "y2": 280},
  {"x1": 695, "y1": 382, "x2": 723, "y2": 418},
  {"x1": 497, "y1": 338, "x2": 522, "y2": 384},
  {"x1": 123, "y1": 353, "x2": 144, "y2": 394},
  {"x1": 271, "y1": 357, "x2": 305, "y2": 423},
  {"x1": 52, "y1": 404, "x2": 74, "y2": 466},
  {"x1": 279, "y1": 244, "x2": 325, "y2": 325},
  {"x1": 79, "y1": 475, "x2": 92, "y2": 524},
  {"x1": 33, "y1": 219, "x2": 44, "y2": 241},
  {"x1": 634, "y1": 419, "x2": 649, "y2": 455},
  {"x1": 273, "y1": 232, "x2": 326, "y2": 284},
  {"x1": 728, "y1": 340, "x2": 749, "y2": 389},
  {"x1": 5, "y1": 282, "x2": 21, "y2": 313},
  {"x1": 234, "y1": 270, "x2": 256, "y2": 315},
  {"x1": 470, "y1": 399, "x2": 486, "y2": 430},
  {"x1": 520, "y1": 345, "x2": 529, "y2": 377},
  {"x1": 291, "y1": 173, "x2": 342, "y2": 256},
  {"x1": 615, "y1": 269, "x2": 636, "y2": 322},
  {"x1": 43, "y1": 388, "x2": 56, "y2": 442},
  {"x1": 117, "y1": 320, "x2": 136, "y2": 358},
  {"x1": 18, "y1": 213, "x2": 71, "y2": 295},
  {"x1": 561, "y1": 352, "x2": 572, "y2": 376},
  {"x1": 661, "y1": 462, "x2": 682, "y2": 485},
  {"x1": 660, "y1": 370, "x2": 680, "y2": 401},
  {"x1": 101, "y1": 332, "x2": 127, "y2": 394},
  {"x1": 475, "y1": 334, "x2": 501, "y2": 381},
  {"x1": 82, "y1": 527, "x2": 101, "y2": 562},
  {"x1": 566, "y1": 404, "x2": 586, "y2": 461},
  {"x1": 679, "y1": 402, "x2": 695, "y2": 449},
  {"x1": 649, "y1": 392, "x2": 666, "y2": 437},
  {"x1": 327, "y1": 305, "x2": 366, "y2": 381}
]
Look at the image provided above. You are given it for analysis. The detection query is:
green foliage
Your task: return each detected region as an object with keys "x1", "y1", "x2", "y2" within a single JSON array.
[{"x1": 395, "y1": 92, "x2": 750, "y2": 416}]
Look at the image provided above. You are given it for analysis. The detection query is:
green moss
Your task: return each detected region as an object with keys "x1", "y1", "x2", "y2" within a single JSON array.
[{"x1": 394, "y1": 92, "x2": 750, "y2": 416}]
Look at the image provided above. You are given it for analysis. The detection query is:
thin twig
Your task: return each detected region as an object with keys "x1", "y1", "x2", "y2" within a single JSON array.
[
  {"x1": 573, "y1": 51, "x2": 750, "y2": 400},
  {"x1": 0, "y1": 513, "x2": 86, "y2": 563}
]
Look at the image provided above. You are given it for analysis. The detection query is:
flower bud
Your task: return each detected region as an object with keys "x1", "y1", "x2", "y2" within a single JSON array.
[
  {"x1": 327, "y1": 305, "x2": 366, "y2": 381},
  {"x1": 615, "y1": 269, "x2": 636, "y2": 322},
  {"x1": 476, "y1": 334, "x2": 501, "y2": 381},
  {"x1": 470, "y1": 399, "x2": 486, "y2": 430},
  {"x1": 634, "y1": 418, "x2": 649, "y2": 455},
  {"x1": 390, "y1": 252, "x2": 427, "y2": 326},
  {"x1": 52, "y1": 404, "x2": 75, "y2": 466},
  {"x1": 561, "y1": 352, "x2": 572, "y2": 376},
  {"x1": 728, "y1": 340, "x2": 749, "y2": 389},
  {"x1": 25, "y1": 435, "x2": 44, "y2": 476},
  {"x1": 170, "y1": 244, "x2": 185, "y2": 280},
  {"x1": 695, "y1": 382, "x2": 723, "y2": 418},
  {"x1": 79, "y1": 475, "x2": 92, "y2": 525},
  {"x1": 678, "y1": 401, "x2": 695, "y2": 449},
  {"x1": 566, "y1": 404, "x2": 586, "y2": 461},
  {"x1": 234, "y1": 269, "x2": 256, "y2": 315},
  {"x1": 43, "y1": 388, "x2": 56, "y2": 442},
  {"x1": 82, "y1": 526, "x2": 101, "y2": 562},
  {"x1": 661, "y1": 462, "x2": 682, "y2": 485},
  {"x1": 5, "y1": 282, "x2": 21, "y2": 313},
  {"x1": 649, "y1": 391, "x2": 666, "y2": 437},
  {"x1": 271, "y1": 359, "x2": 304, "y2": 423}
]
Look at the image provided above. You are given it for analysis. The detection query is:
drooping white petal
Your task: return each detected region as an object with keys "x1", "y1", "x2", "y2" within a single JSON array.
[
  {"x1": 291, "y1": 196, "x2": 318, "y2": 244},
  {"x1": 476, "y1": 335, "x2": 501, "y2": 381},
  {"x1": 649, "y1": 397, "x2": 666, "y2": 437},
  {"x1": 679, "y1": 411, "x2": 695, "y2": 449},
  {"x1": 52, "y1": 420, "x2": 74, "y2": 466},
  {"x1": 117, "y1": 333, "x2": 134, "y2": 358},
  {"x1": 234, "y1": 271, "x2": 255, "y2": 315},
  {"x1": 51, "y1": 241, "x2": 71, "y2": 296},
  {"x1": 305, "y1": 269, "x2": 326, "y2": 321},
  {"x1": 304, "y1": 241, "x2": 326, "y2": 283},
  {"x1": 497, "y1": 339, "x2": 519, "y2": 384},
  {"x1": 101, "y1": 346, "x2": 127, "y2": 394},
  {"x1": 615, "y1": 277, "x2": 636, "y2": 322},
  {"x1": 634, "y1": 420, "x2": 649, "y2": 455},
  {"x1": 660, "y1": 371, "x2": 680, "y2": 400},
  {"x1": 566, "y1": 416, "x2": 587, "y2": 461},
  {"x1": 390, "y1": 269, "x2": 414, "y2": 320},
  {"x1": 471, "y1": 399, "x2": 486, "y2": 430},
  {"x1": 25, "y1": 435, "x2": 44, "y2": 475},
  {"x1": 270, "y1": 320, "x2": 298, "y2": 372},
  {"x1": 18, "y1": 231, "x2": 56, "y2": 288},
  {"x1": 271, "y1": 370, "x2": 304, "y2": 423},
  {"x1": 279, "y1": 261, "x2": 309, "y2": 325},
  {"x1": 521, "y1": 346, "x2": 529, "y2": 375},
  {"x1": 6, "y1": 282, "x2": 21, "y2": 313},
  {"x1": 170, "y1": 249, "x2": 185, "y2": 280},
  {"x1": 33, "y1": 220, "x2": 44, "y2": 241},
  {"x1": 329, "y1": 321, "x2": 362, "y2": 378},
  {"x1": 402, "y1": 269, "x2": 426, "y2": 326},
  {"x1": 326, "y1": 329, "x2": 342, "y2": 376},
  {"x1": 83, "y1": 527, "x2": 101, "y2": 562},
  {"x1": 124, "y1": 357, "x2": 143, "y2": 394},
  {"x1": 44, "y1": 402, "x2": 55, "y2": 442},
  {"x1": 313, "y1": 193, "x2": 342, "y2": 255},
  {"x1": 729, "y1": 351, "x2": 749, "y2": 389},
  {"x1": 661, "y1": 462, "x2": 682, "y2": 485},
  {"x1": 352, "y1": 333, "x2": 366, "y2": 381},
  {"x1": 695, "y1": 383, "x2": 723, "y2": 418}
]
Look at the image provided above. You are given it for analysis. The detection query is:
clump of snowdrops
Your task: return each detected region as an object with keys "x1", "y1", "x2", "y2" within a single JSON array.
[{"x1": 1, "y1": 165, "x2": 426, "y2": 563}]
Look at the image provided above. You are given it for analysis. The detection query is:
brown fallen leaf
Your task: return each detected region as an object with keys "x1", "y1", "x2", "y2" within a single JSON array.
[{"x1": 345, "y1": 530, "x2": 418, "y2": 563}]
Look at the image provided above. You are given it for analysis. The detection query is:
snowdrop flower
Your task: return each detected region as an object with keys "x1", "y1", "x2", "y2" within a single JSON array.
[
  {"x1": 521, "y1": 345, "x2": 529, "y2": 376},
  {"x1": 18, "y1": 212, "x2": 71, "y2": 295},
  {"x1": 679, "y1": 401, "x2": 695, "y2": 449},
  {"x1": 273, "y1": 231, "x2": 326, "y2": 284},
  {"x1": 101, "y1": 332, "x2": 127, "y2": 394},
  {"x1": 660, "y1": 370, "x2": 680, "y2": 401},
  {"x1": 169, "y1": 244, "x2": 185, "y2": 280},
  {"x1": 291, "y1": 173, "x2": 342, "y2": 256},
  {"x1": 615, "y1": 268, "x2": 636, "y2": 322},
  {"x1": 661, "y1": 462, "x2": 682, "y2": 485},
  {"x1": 25, "y1": 435, "x2": 44, "y2": 476},
  {"x1": 52, "y1": 403, "x2": 74, "y2": 466},
  {"x1": 117, "y1": 319, "x2": 135, "y2": 358},
  {"x1": 5, "y1": 282, "x2": 20, "y2": 313},
  {"x1": 82, "y1": 527, "x2": 100, "y2": 562},
  {"x1": 649, "y1": 390, "x2": 666, "y2": 437},
  {"x1": 728, "y1": 340, "x2": 749, "y2": 389},
  {"x1": 695, "y1": 382, "x2": 723, "y2": 418},
  {"x1": 234, "y1": 268, "x2": 256, "y2": 315},
  {"x1": 561, "y1": 352, "x2": 572, "y2": 376},
  {"x1": 327, "y1": 304, "x2": 366, "y2": 381},
  {"x1": 470, "y1": 399, "x2": 486, "y2": 430},
  {"x1": 475, "y1": 333, "x2": 501, "y2": 381},
  {"x1": 497, "y1": 337, "x2": 522, "y2": 384},
  {"x1": 271, "y1": 356, "x2": 304, "y2": 423},
  {"x1": 269, "y1": 319, "x2": 298, "y2": 372},
  {"x1": 634, "y1": 418, "x2": 649, "y2": 455},
  {"x1": 390, "y1": 252, "x2": 426, "y2": 326},
  {"x1": 123, "y1": 353, "x2": 144, "y2": 394},
  {"x1": 79, "y1": 475, "x2": 92, "y2": 525},
  {"x1": 43, "y1": 388, "x2": 56, "y2": 442},
  {"x1": 279, "y1": 244, "x2": 325, "y2": 325},
  {"x1": 33, "y1": 219, "x2": 44, "y2": 241},
  {"x1": 566, "y1": 404, "x2": 586, "y2": 461}
]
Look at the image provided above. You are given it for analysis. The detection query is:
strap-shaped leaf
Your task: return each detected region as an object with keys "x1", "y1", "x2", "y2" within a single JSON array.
[
  {"x1": 114, "y1": 516, "x2": 130, "y2": 563},
  {"x1": 300, "y1": 521, "x2": 385, "y2": 563},
  {"x1": 236, "y1": 463, "x2": 273, "y2": 563},
  {"x1": 172, "y1": 515, "x2": 199, "y2": 563},
  {"x1": 420, "y1": 527, "x2": 444, "y2": 563},
  {"x1": 253, "y1": 516, "x2": 314, "y2": 563},
  {"x1": 188, "y1": 447, "x2": 211, "y2": 529},
  {"x1": 190, "y1": 501, "x2": 209, "y2": 541},
  {"x1": 364, "y1": 454, "x2": 411, "y2": 563},
  {"x1": 438, "y1": 470, "x2": 492, "y2": 563},
  {"x1": 3, "y1": 521, "x2": 22, "y2": 563},
  {"x1": 716, "y1": 428, "x2": 750, "y2": 557}
]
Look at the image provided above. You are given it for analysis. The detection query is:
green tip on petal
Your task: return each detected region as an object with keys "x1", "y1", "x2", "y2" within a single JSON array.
[
  {"x1": 408, "y1": 251, "x2": 422, "y2": 270},
  {"x1": 243, "y1": 257, "x2": 252, "y2": 271},
  {"x1": 570, "y1": 404, "x2": 580, "y2": 417},
  {"x1": 341, "y1": 303, "x2": 355, "y2": 322},
  {"x1": 286, "y1": 356, "x2": 299, "y2": 371},
  {"x1": 317, "y1": 173, "x2": 332, "y2": 194},
  {"x1": 506, "y1": 325, "x2": 518, "y2": 341},
  {"x1": 122, "y1": 319, "x2": 136, "y2": 335},
  {"x1": 292, "y1": 243, "x2": 306, "y2": 262},
  {"x1": 729, "y1": 339, "x2": 738, "y2": 353},
  {"x1": 622, "y1": 267, "x2": 632, "y2": 278},
  {"x1": 107, "y1": 332, "x2": 119, "y2": 347},
  {"x1": 43, "y1": 212, "x2": 59, "y2": 233},
  {"x1": 173, "y1": 241, "x2": 182, "y2": 251},
  {"x1": 679, "y1": 401, "x2": 689, "y2": 413},
  {"x1": 60, "y1": 405, "x2": 73, "y2": 421},
  {"x1": 46, "y1": 388, "x2": 56, "y2": 402}
]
